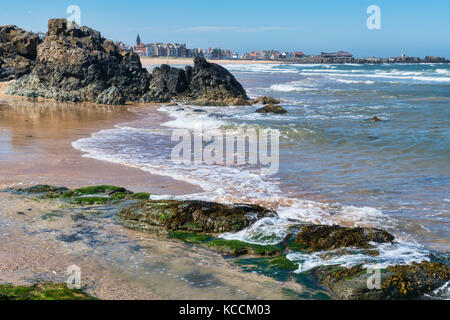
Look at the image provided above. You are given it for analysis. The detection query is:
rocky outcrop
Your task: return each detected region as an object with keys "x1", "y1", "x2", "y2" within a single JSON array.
[
  {"x1": 118, "y1": 200, "x2": 276, "y2": 234},
  {"x1": 6, "y1": 19, "x2": 151, "y2": 104},
  {"x1": 144, "y1": 57, "x2": 249, "y2": 105},
  {"x1": 313, "y1": 261, "x2": 450, "y2": 300},
  {"x1": 5, "y1": 18, "x2": 250, "y2": 106},
  {"x1": 255, "y1": 104, "x2": 287, "y2": 114},
  {"x1": 251, "y1": 96, "x2": 281, "y2": 105},
  {"x1": 0, "y1": 25, "x2": 41, "y2": 81},
  {"x1": 295, "y1": 225, "x2": 395, "y2": 252}
]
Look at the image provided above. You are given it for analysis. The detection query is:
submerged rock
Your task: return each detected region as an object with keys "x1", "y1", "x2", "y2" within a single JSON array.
[
  {"x1": 368, "y1": 116, "x2": 382, "y2": 122},
  {"x1": 118, "y1": 200, "x2": 276, "y2": 234},
  {"x1": 295, "y1": 225, "x2": 395, "y2": 252},
  {"x1": 255, "y1": 104, "x2": 287, "y2": 114},
  {"x1": 0, "y1": 25, "x2": 41, "y2": 81}
]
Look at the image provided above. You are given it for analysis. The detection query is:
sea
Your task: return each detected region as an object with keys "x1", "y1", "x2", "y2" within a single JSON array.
[{"x1": 72, "y1": 63, "x2": 450, "y2": 285}]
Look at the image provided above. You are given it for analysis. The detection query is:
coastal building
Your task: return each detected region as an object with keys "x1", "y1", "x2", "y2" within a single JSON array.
[{"x1": 292, "y1": 51, "x2": 305, "y2": 59}]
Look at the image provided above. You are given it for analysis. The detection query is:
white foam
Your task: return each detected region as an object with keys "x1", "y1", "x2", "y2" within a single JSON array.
[{"x1": 287, "y1": 240, "x2": 430, "y2": 273}]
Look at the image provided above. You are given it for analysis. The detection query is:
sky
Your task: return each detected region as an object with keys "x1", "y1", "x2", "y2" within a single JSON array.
[{"x1": 1, "y1": 0, "x2": 449, "y2": 58}]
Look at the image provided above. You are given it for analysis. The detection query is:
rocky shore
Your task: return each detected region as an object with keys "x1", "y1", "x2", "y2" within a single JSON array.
[
  {"x1": 1, "y1": 18, "x2": 252, "y2": 106},
  {"x1": 3, "y1": 184, "x2": 449, "y2": 300}
]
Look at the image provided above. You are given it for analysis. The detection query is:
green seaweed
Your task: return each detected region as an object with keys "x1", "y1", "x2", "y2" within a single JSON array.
[
  {"x1": 132, "y1": 192, "x2": 151, "y2": 200},
  {"x1": 73, "y1": 185, "x2": 129, "y2": 195},
  {"x1": 207, "y1": 239, "x2": 282, "y2": 256},
  {"x1": 168, "y1": 231, "x2": 213, "y2": 244},
  {"x1": 72, "y1": 197, "x2": 111, "y2": 205},
  {"x1": 0, "y1": 284, "x2": 94, "y2": 300}
]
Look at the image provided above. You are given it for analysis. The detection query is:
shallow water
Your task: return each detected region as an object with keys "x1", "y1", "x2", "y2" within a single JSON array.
[{"x1": 72, "y1": 63, "x2": 449, "y2": 276}]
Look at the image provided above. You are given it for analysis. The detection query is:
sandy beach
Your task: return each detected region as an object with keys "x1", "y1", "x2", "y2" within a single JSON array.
[
  {"x1": 140, "y1": 57, "x2": 287, "y2": 66},
  {"x1": 0, "y1": 82, "x2": 201, "y2": 195},
  {"x1": 0, "y1": 82, "x2": 315, "y2": 299}
]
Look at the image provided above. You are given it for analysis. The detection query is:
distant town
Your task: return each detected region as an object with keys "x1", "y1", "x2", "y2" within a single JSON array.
[{"x1": 118, "y1": 34, "x2": 448, "y2": 64}]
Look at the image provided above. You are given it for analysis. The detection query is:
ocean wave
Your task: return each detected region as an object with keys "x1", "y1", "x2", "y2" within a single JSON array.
[
  {"x1": 270, "y1": 81, "x2": 318, "y2": 92},
  {"x1": 287, "y1": 240, "x2": 430, "y2": 273}
]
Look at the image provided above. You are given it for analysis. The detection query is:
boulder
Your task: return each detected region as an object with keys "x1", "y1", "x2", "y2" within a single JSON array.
[
  {"x1": 295, "y1": 225, "x2": 395, "y2": 252},
  {"x1": 144, "y1": 57, "x2": 249, "y2": 105},
  {"x1": 6, "y1": 18, "x2": 151, "y2": 104},
  {"x1": 0, "y1": 25, "x2": 41, "y2": 81},
  {"x1": 118, "y1": 200, "x2": 277, "y2": 234},
  {"x1": 251, "y1": 96, "x2": 280, "y2": 105},
  {"x1": 255, "y1": 104, "x2": 287, "y2": 114},
  {"x1": 313, "y1": 261, "x2": 450, "y2": 300}
]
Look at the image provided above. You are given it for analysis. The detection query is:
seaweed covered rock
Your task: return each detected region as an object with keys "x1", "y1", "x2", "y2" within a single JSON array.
[
  {"x1": 6, "y1": 18, "x2": 151, "y2": 104},
  {"x1": 118, "y1": 200, "x2": 276, "y2": 234},
  {"x1": 255, "y1": 104, "x2": 287, "y2": 114},
  {"x1": 0, "y1": 25, "x2": 41, "y2": 81},
  {"x1": 313, "y1": 261, "x2": 450, "y2": 300},
  {"x1": 251, "y1": 96, "x2": 280, "y2": 105},
  {"x1": 381, "y1": 261, "x2": 450, "y2": 299},
  {"x1": 144, "y1": 57, "x2": 249, "y2": 105},
  {"x1": 0, "y1": 283, "x2": 93, "y2": 300},
  {"x1": 295, "y1": 225, "x2": 395, "y2": 252}
]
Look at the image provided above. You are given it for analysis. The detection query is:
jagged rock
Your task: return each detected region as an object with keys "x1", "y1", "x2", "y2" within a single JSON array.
[
  {"x1": 295, "y1": 225, "x2": 395, "y2": 252},
  {"x1": 118, "y1": 200, "x2": 277, "y2": 234},
  {"x1": 313, "y1": 261, "x2": 450, "y2": 300},
  {"x1": 368, "y1": 116, "x2": 382, "y2": 122},
  {"x1": 0, "y1": 25, "x2": 41, "y2": 81},
  {"x1": 6, "y1": 18, "x2": 151, "y2": 105},
  {"x1": 144, "y1": 57, "x2": 249, "y2": 105},
  {"x1": 255, "y1": 104, "x2": 287, "y2": 114},
  {"x1": 251, "y1": 96, "x2": 280, "y2": 105}
]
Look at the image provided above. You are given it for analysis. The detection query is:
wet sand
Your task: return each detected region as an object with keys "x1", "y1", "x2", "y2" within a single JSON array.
[
  {"x1": 0, "y1": 81, "x2": 313, "y2": 300},
  {"x1": 0, "y1": 191, "x2": 311, "y2": 300},
  {"x1": 0, "y1": 82, "x2": 202, "y2": 195}
]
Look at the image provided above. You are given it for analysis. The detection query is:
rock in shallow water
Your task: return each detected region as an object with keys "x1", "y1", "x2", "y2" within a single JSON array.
[
  {"x1": 295, "y1": 224, "x2": 395, "y2": 251},
  {"x1": 255, "y1": 104, "x2": 287, "y2": 114},
  {"x1": 118, "y1": 200, "x2": 277, "y2": 234}
]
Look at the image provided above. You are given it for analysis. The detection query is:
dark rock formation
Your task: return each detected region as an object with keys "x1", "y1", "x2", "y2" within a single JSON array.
[
  {"x1": 144, "y1": 57, "x2": 249, "y2": 105},
  {"x1": 0, "y1": 25, "x2": 41, "y2": 81},
  {"x1": 295, "y1": 225, "x2": 395, "y2": 252},
  {"x1": 118, "y1": 200, "x2": 277, "y2": 234},
  {"x1": 251, "y1": 96, "x2": 280, "y2": 105},
  {"x1": 5, "y1": 19, "x2": 250, "y2": 106},
  {"x1": 255, "y1": 104, "x2": 287, "y2": 114},
  {"x1": 6, "y1": 19, "x2": 151, "y2": 104},
  {"x1": 368, "y1": 116, "x2": 382, "y2": 122},
  {"x1": 313, "y1": 261, "x2": 450, "y2": 300}
]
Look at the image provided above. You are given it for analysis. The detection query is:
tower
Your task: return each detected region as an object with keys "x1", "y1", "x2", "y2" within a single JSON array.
[{"x1": 136, "y1": 34, "x2": 142, "y2": 46}]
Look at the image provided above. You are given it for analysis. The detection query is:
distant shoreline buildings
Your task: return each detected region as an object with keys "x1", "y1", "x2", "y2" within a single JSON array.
[
  {"x1": 131, "y1": 34, "x2": 239, "y2": 60},
  {"x1": 126, "y1": 34, "x2": 448, "y2": 64}
]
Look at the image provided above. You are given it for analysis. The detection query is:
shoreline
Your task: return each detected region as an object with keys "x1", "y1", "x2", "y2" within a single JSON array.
[{"x1": 0, "y1": 81, "x2": 202, "y2": 195}]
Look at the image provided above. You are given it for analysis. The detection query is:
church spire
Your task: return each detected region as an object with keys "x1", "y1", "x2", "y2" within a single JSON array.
[{"x1": 136, "y1": 34, "x2": 141, "y2": 46}]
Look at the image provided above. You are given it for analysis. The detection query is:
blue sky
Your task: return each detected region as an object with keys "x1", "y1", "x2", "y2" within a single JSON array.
[{"x1": 1, "y1": 0, "x2": 449, "y2": 57}]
